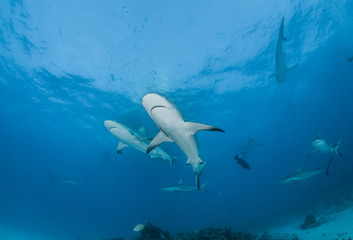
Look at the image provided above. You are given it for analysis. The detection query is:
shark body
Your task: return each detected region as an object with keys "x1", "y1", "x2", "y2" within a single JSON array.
[
  {"x1": 162, "y1": 179, "x2": 208, "y2": 193},
  {"x1": 307, "y1": 136, "x2": 343, "y2": 158},
  {"x1": 271, "y1": 17, "x2": 298, "y2": 83},
  {"x1": 280, "y1": 156, "x2": 333, "y2": 184},
  {"x1": 46, "y1": 170, "x2": 79, "y2": 185},
  {"x1": 104, "y1": 120, "x2": 175, "y2": 167},
  {"x1": 142, "y1": 93, "x2": 224, "y2": 189}
]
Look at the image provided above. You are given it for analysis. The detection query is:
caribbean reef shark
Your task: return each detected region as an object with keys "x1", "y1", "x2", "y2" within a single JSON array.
[
  {"x1": 162, "y1": 178, "x2": 209, "y2": 193},
  {"x1": 270, "y1": 17, "x2": 298, "y2": 83},
  {"x1": 46, "y1": 170, "x2": 79, "y2": 185},
  {"x1": 279, "y1": 156, "x2": 333, "y2": 184},
  {"x1": 142, "y1": 93, "x2": 224, "y2": 189},
  {"x1": 104, "y1": 120, "x2": 175, "y2": 167},
  {"x1": 307, "y1": 136, "x2": 343, "y2": 158}
]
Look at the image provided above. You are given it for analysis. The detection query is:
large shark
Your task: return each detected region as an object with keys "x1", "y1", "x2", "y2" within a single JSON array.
[
  {"x1": 162, "y1": 179, "x2": 209, "y2": 193},
  {"x1": 46, "y1": 170, "x2": 79, "y2": 185},
  {"x1": 270, "y1": 17, "x2": 298, "y2": 83},
  {"x1": 307, "y1": 136, "x2": 343, "y2": 158},
  {"x1": 104, "y1": 120, "x2": 175, "y2": 167},
  {"x1": 142, "y1": 93, "x2": 224, "y2": 189},
  {"x1": 279, "y1": 156, "x2": 333, "y2": 184}
]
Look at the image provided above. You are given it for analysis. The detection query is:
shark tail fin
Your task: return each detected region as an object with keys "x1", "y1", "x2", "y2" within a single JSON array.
[
  {"x1": 334, "y1": 136, "x2": 343, "y2": 157},
  {"x1": 46, "y1": 170, "x2": 53, "y2": 182},
  {"x1": 325, "y1": 155, "x2": 334, "y2": 176},
  {"x1": 200, "y1": 180, "x2": 209, "y2": 193},
  {"x1": 170, "y1": 156, "x2": 177, "y2": 168},
  {"x1": 287, "y1": 64, "x2": 298, "y2": 72},
  {"x1": 193, "y1": 161, "x2": 207, "y2": 190}
]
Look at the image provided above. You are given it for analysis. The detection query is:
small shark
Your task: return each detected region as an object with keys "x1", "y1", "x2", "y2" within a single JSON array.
[
  {"x1": 279, "y1": 156, "x2": 333, "y2": 184},
  {"x1": 307, "y1": 136, "x2": 343, "y2": 158},
  {"x1": 270, "y1": 17, "x2": 298, "y2": 83},
  {"x1": 104, "y1": 120, "x2": 175, "y2": 167},
  {"x1": 162, "y1": 179, "x2": 209, "y2": 193},
  {"x1": 142, "y1": 93, "x2": 224, "y2": 189},
  {"x1": 46, "y1": 170, "x2": 79, "y2": 185},
  {"x1": 234, "y1": 155, "x2": 251, "y2": 170}
]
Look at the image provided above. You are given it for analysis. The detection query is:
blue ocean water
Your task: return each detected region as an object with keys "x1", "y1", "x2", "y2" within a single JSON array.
[{"x1": 0, "y1": 0, "x2": 353, "y2": 239}]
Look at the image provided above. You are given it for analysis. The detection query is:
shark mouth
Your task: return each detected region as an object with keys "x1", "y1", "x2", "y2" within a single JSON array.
[
  {"x1": 108, "y1": 127, "x2": 117, "y2": 130},
  {"x1": 151, "y1": 105, "x2": 168, "y2": 112}
]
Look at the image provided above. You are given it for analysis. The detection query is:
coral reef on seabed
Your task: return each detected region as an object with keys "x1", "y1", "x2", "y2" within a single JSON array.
[{"x1": 133, "y1": 223, "x2": 301, "y2": 240}]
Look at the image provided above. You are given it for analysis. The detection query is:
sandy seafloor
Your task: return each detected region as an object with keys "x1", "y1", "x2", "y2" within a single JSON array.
[{"x1": 267, "y1": 198, "x2": 353, "y2": 240}]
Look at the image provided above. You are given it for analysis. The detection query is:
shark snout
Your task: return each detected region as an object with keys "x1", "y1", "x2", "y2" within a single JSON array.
[
  {"x1": 142, "y1": 93, "x2": 168, "y2": 112},
  {"x1": 104, "y1": 120, "x2": 117, "y2": 129}
]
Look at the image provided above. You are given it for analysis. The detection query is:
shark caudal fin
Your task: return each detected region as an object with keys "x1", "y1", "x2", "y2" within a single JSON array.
[
  {"x1": 200, "y1": 180, "x2": 209, "y2": 193},
  {"x1": 46, "y1": 170, "x2": 53, "y2": 182},
  {"x1": 333, "y1": 136, "x2": 343, "y2": 157},
  {"x1": 325, "y1": 155, "x2": 334, "y2": 176},
  {"x1": 185, "y1": 122, "x2": 225, "y2": 135}
]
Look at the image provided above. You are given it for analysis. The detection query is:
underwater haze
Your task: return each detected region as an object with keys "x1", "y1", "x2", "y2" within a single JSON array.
[{"x1": 1, "y1": 0, "x2": 353, "y2": 239}]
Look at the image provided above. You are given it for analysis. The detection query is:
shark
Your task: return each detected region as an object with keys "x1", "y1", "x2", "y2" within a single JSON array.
[
  {"x1": 270, "y1": 17, "x2": 298, "y2": 83},
  {"x1": 104, "y1": 120, "x2": 175, "y2": 167},
  {"x1": 162, "y1": 179, "x2": 209, "y2": 193},
  {"x1": 240, "y1": 137, "x2": 264, "y2": 157},
  {"x1": 307, "y1": 136, "x2": 343, "y2": 158},
  {"x1": 279, "y1": 156, "x2": 333, "y2": 184},
  {"x1": 46, "y1": 170, "x2": 79, "y2": 185},
  {"x1": 142, "y1": 93, "x2": 224, "y2": 189}
]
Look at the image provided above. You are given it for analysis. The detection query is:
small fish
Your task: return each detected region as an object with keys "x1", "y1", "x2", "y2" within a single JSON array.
[
  {"x1": 234, "y1": 155, "x2": 251, "y2": 170},
  {"x1": 133, "y1": 223, "x2": 145, "y2": 232},
  {"x1": 346, "y1": 56, "x2": 353, "y2": 62}
]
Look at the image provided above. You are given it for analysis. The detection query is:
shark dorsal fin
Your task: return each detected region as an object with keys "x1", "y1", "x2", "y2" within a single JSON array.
[
  {"x1": 178, "y1": 179, "x2": 183, "y2": 184},
  {"x1": 138, "y1": 127, "x2": 146, "y2": 136},
  {"x1": 297, "y1": 165, "x2": 302, "y2": 172}
]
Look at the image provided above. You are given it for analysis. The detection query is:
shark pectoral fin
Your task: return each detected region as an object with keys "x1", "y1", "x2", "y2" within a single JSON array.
[
  {"x1": 117, "y1": 142, "x2": 129, "y2": 154},
  {"x1": 307, "y1": 150, "x2": 317, "y2": 158},
  {"x1": 185, "y1": 122, "x2": 225, "y2": 135},
  {"x1": 147, "y1": 131, "x2": 173, "y2": 153},
  {"x1": 287, "y1": 64, "x2": 298, "y2": 72},
  {"x1": 269, "y1": 73, "x2": 277, "y2": 78},
  {"x1": 138, "y1": 127, "x2": 147, "y2": 136}
]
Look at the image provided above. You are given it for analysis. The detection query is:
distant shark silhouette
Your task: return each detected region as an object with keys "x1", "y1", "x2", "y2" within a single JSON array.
[
  {"x1": 270, "y1": 17, "x2": 298, "y2": 83},
  {"x1": 240, "y1": 137, "x2": 263, "y2": 157},
  {"x1": 46, "y1": 170, "x2": 78, "y2": 185},
  {"x1": 142, "y1": 93, "x2": 224, "y2": 189},
  {"x1": 280, "y1": 156, "x2": 333, "y2": 184},
  {"x1": 162, "y1": 178, "x2": 209, "y2": 193}
]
